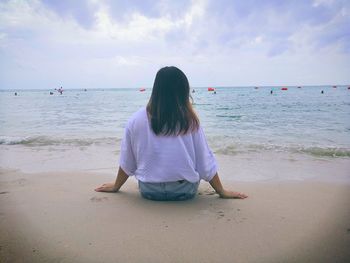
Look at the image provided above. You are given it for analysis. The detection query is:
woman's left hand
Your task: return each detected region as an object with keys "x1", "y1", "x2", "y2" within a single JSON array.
[{"x1": 94, "y1": 183, "x2": 118, "y2": 192}]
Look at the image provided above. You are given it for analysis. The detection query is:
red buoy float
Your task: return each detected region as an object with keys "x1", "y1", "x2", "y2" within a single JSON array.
[
  {"x1": 281, "y1": 87, "x2": 288, "y2": 90},
  {"x1": 139, "y1": 88, "x2": 145, "y2": 92},
  {"x1": 208, "y1": 87, "x2": 215, "y2": 91}
]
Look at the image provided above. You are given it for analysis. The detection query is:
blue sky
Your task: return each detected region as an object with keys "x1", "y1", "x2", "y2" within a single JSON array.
[{"x1": 0, "y1": 0, "x2": 349, "y2": 89}]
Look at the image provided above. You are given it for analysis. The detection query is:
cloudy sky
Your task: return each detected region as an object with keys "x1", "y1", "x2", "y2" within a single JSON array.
[{"x1": 0, "y1": 0, "x2": 349, "y2": 89}]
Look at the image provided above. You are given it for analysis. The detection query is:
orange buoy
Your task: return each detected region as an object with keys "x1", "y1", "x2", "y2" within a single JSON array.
[
  {"x1": 139, "y1": 88, "x2": 145, "y2": 92},
  {"x1": 208, "y1": 87, "x2": 215, "y2": 91},
  {"x1": 281, "y1": 87, "x2": 288, "y2": 90}
]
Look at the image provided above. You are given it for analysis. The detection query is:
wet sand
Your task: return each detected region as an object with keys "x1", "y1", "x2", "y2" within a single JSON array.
[{"x1": 1, "y1": 167, "x2": 350, "y2": 263}]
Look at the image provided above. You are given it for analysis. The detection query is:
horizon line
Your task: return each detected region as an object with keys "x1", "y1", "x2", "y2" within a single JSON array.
[{"x1": 1, "y1": 84, "x2": 350, "y2": 91}]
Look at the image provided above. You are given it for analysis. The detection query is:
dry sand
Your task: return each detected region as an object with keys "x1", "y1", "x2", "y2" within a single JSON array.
[{"x1": 1, "y1": 167, "x2": 350, "y2": 263}]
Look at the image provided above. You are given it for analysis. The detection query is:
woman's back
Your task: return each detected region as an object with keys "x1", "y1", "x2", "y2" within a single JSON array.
[{"x1": 119, "y1": 107, "x2": 217, "y2": 183}]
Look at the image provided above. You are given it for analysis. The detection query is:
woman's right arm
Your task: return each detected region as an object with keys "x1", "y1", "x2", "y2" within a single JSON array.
[
  {"x1": 193, "y1": 127, "x2": 248, "y2": 199},
  {"x1": 95, "y1": 166, "x2": 129, "y2": 192},
  {"x1": 209, "y1": 173, "x2": 248, "y2": 199}
]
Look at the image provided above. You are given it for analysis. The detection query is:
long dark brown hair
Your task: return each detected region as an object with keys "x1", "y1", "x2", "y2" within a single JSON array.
[{"x1": 146, "y1": 66, "x2": 199, "y2": 136}]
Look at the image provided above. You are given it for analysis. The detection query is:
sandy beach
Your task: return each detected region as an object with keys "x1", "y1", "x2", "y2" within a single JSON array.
[{"x1": 1, "y1": 155, "x2": 350, "y2": 263}]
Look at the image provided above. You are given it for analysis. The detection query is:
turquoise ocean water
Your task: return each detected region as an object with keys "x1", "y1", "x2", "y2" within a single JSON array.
[{"x1": 1, "y1": 86, "x2": 350, "y2": 158}]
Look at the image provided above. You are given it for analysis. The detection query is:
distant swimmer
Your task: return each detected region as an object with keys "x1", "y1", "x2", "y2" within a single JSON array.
[
  {"x1": 321, "y1": 90, "x2": 324, "y2": 94},
  {"x1": 84, "y1": 89, "x2": 87, "y2": 92},
  {"x1": 14, "y1": 92, "x2": 17, "y2": 96},
  {"x1": 50, "y1": 91, "x2": 54, "y2": 95},
  {"x1": 58, "y1": 87, "x2": 63, "y2": 95},
  {"x1": 213, "y1": 91, "x2": 216, "y2": 94},
  {"x1": 270, "y1": 90, "x2": 273, "y2": 94},
  {"x1": 192, "y1": 89, "x2": 195, "y2": 93}
]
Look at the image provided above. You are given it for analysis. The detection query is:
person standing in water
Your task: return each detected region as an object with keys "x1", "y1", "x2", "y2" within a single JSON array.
[
  {"x1": 58, "y1": 87, "x2": 63, "y2": 95},
  {"x1": 95, "y1": 66, "x2": 247, "y2": 201}
]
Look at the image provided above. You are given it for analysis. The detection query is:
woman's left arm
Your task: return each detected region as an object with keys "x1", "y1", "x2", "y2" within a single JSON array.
[{"x1": 95, "y1": 166, "x2": 129, "y2": 192}]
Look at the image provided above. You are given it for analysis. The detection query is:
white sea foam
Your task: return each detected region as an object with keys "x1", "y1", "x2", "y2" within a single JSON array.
[{"x1": 0, "y1": 135, "x2": 121, "y2": 146}]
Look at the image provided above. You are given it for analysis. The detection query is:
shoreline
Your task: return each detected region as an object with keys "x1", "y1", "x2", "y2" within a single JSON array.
[
  {"x1": 1, "y1": 145, "x2": 350, "y2": 183},
  {"x1": 1, "y1": 168, "x2": 350, "y2": 262}
]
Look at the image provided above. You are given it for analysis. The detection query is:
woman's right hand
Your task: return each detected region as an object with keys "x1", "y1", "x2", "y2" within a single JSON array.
[
  {"x1": 219, "y1": 189, "x2": 248, "y2": 199},
  {"x1": 94, "y1": 183, "x2": 118, "y2": 193}
]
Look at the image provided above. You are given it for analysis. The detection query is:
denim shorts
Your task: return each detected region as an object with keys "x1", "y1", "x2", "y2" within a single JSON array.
[{"x1": 138, "y1": 180, "x2": 200, "y2": 201}]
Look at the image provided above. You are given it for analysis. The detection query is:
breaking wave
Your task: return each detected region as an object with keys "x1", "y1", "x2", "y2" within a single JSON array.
[
  {"x1": 0, "y1": 136, "x2": 121, "y2": 147},
  {"x1": 213, "y1": 143, "x2": 350, "y2": 158},
  {"x1": 1, "y1": 136, "x2": 350, "y2": 158}
]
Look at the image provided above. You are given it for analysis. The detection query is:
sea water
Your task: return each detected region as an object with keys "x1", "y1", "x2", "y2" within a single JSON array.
[{"x1": 0, "y1": 86, "x2": 349, "y2": 174}]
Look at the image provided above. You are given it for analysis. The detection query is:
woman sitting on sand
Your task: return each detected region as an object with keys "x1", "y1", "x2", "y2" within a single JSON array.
[{"x1": 95, "y1": 66, "x2": 247, "y2": 201}]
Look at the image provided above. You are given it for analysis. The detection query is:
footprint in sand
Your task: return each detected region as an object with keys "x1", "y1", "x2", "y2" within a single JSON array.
[
  {"x1": 203, "y1": 189, "x2": 216, "y2": 195},
  {"x1": 90, "y1": 196, "x2": 109, "y2": 202},
  {"x1": 14, "y1": 178, "x2": 27, "y2": 186},
  {"x1": 217, "y1": 211, "x2": 225, "y2": 219},
  {"x1": 198, "y1": 187, "x2": 216, "y2": 196}
]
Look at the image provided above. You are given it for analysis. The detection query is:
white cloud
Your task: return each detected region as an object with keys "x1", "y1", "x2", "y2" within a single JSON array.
[
  {"x1": 313, "y1": 0, "x2": 334, "y2": 7},
  {"x1": 94, "y1": 9, "x2": 174, "y2": 42},
  {"x1": 0, "y1": 0, "x2": 349, "y2": 89}
]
